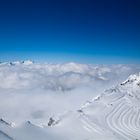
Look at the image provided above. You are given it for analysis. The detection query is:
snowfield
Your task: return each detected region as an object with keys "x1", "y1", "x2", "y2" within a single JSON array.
[{"x1": 0, "y1": 61, "x2": 140, "y2": 140}]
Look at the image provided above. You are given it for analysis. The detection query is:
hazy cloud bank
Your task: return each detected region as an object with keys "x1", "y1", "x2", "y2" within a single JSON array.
[{"x1": 0, "y1": 61, "x2": 140, "y2": 124}]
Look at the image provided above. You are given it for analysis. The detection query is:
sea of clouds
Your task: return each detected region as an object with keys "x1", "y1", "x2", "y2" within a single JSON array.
[{"x1": 0, "y1": 61, "x2": 140, "y2": 125}]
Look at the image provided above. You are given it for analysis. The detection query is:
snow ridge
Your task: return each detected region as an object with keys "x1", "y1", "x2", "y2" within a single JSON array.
[{"x1": 79, "y1": 73, "x2": 140, "y2": 140}]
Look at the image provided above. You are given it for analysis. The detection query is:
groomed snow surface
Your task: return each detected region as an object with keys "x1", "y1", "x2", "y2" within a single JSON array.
[{"x1": 0, "y1": 61, "x2": 140, "y2": 140}]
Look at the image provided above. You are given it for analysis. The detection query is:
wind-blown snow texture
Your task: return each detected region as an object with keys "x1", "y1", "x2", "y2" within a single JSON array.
[{"x1": 0, "y1": 61, "x2": 140, "y2": 140}]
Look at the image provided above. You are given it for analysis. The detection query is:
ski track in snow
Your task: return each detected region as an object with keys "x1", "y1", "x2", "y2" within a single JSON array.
[
  {"x1": 105, "y1": 99, "x2": 140, "y2": 140},
  {"x1": 80, "y1": 114, "x2": 104, "y2": 135},
  {"x1": 78, "y1": 92, "x2": 140, "y2": 140},
  {"x1": 136, "y1": 109, "x2": 140, "y2": 129}
]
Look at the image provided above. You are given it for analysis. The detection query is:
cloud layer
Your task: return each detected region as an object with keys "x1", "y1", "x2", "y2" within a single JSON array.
[{"x1": 0, "y1": 61, "x2": 140, "y2": 124}]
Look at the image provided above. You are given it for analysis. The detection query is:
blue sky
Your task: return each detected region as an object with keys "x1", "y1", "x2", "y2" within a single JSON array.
[{"x1": 0, "y1": 0, "x2": 140, "y2": 63}]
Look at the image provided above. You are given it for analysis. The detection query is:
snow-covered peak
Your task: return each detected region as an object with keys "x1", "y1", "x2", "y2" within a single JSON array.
[
  {"x1": 120, "y1": 72, "x2": 140, "y2": 86},
  {"x1": 0, "y1": 60, "x2": 34, "y2": 66},
  {"x1": 21, "y1": 60, "x2": 34, "y2": 65},
  {"x1": 118, "y1": 72, "x2": 140, "y2": 100},
  {"x1": 9, "y1": 61, "x2": 21, "y2": 66},
  {"x1": 80, "y1": 72, "x2": 140, "y2": 110},
  {"x1": 103, "y1": 72, "x2": 140, "y2": 96}
]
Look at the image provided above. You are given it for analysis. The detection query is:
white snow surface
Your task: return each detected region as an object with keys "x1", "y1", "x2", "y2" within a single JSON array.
[{"x1": 0, "y1": 61, "x2": 140, "y2": 140}]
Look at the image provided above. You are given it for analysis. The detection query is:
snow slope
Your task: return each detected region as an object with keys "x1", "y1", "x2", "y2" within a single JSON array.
[
  {"x1": 46, "y1": 72, "x2": 140, "y2": 140},
  {"x1": 79, "y1": 72, "x2": 140, "y2": 140},
  {"x1": 0, "y1": 70, "x2": 140, "y2": 140}
]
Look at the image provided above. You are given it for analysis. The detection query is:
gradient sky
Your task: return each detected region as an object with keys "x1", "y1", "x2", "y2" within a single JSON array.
[{"x1": 0, "y1": 0, "x2": 140, "y2": 63}]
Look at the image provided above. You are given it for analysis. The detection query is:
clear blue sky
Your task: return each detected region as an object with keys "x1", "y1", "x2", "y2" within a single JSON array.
[{"x1": 0, "y1": 0, "x2": 140, "y2": 63}]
